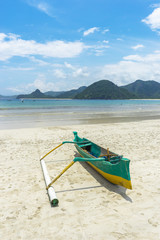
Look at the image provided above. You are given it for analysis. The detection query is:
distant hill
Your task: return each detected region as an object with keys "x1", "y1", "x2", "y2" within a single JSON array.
[
  {"x1": 0, "y1": 94, "x2": 17, "y2": 99},
  {"x1": 74, "y1": 80, "x2": 136, "y2": 99},
  {"x1": 16, "y1": 87, "x2": 86, "y2": 99},
  {"x1": 16, "y1": 89, "x2": 53, "y2": 99},
  {"x1": 44, "y1": 91, "x2": 65, "y2": 97},
  {"x1": 57, "y1": 86, "x2": 86, "y2": 98},
  {"x1": 13, "y1": 79, "x2": 160, "y2": 100},
  {"x1": 121, "y1": 80, "x2": 160, "y2": 99},
  {"x1": 44, "y1": 86, "x2": 86, "y2": 98}
]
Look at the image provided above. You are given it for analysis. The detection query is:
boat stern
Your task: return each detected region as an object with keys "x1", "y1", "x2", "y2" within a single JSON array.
[
  {"x1": 119, "y1": 158, "x2": 132, "y2": 189},
  {"x1": 118, "y1": 178, "x2": 132, "y2": 190}
]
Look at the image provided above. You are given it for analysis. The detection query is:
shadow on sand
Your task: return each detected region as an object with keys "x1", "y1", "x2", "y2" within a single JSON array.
[
  {"x1": 75, "y1": 151, "x2": 132, "y2": 203},
  {"x1": 79, "y1": 161, "x2": 132, "y2": 203},
  {"x1": 56, "y1": 152, "x2": 132, "y2": 202}
]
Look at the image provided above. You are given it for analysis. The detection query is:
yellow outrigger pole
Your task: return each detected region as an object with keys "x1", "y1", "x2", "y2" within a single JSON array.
[
  {"x1": 40, "y1": 141, "x2": 72, "y2": 206},
  {"x1": 40, "y1": 141, "x2": 104, "y2": 206},
  {"x1": 40, "y1": 141, "x2": 87, "y2": 206},
  {"x1": 40, "y1": 140, "x2": 83, "y2": 161},
  {"x1": 46, "y1": 161, "x2": 75, "y2": 190},
  {"x1": 40, "y1": 143, "x2": 63, "y2": 161}
]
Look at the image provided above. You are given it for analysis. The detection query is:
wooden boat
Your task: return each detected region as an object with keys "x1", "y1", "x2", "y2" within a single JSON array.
[
  {"x1": 40, "y1": 131, "x2": 132, "y2": 206},
  {"x1": 73, "y1": 131, "x2": 132, "y2": 189}
]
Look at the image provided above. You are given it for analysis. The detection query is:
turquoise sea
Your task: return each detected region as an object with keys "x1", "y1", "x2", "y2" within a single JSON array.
[{"x1": 0, "y1": 99, "x2": 160, "y2": 129}]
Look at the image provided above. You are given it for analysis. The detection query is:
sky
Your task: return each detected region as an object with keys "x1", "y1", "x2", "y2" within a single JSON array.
[{"x1": 1, "y1": 0, "x2": 160, "y2": 95}]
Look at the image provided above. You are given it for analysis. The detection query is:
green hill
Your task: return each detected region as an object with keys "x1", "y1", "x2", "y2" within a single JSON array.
[
  {"x1": 121, "y1": 80, "x2": 160, "y2": 99},
  {"x1": 57, "y1": 86, "x2": 86, "y2": 98},
  {"x1": 74, "y1": 80, "x2": 135, "y2": 99},
  {"x1": 44, "y1": 91, "x2": 65, "y2": 97},
  {"x1": 0, "y1": 94, "x2": 17, "y2": 99},
  {"x1": 15, "y1": 79, "x2": 160, "y2": 100},
  {"x1": 0, "y1": 94, "x2": 5, "y2": 99},
  {"x1": 16, "y1": 89, "x2": 53, "y2": 99}
]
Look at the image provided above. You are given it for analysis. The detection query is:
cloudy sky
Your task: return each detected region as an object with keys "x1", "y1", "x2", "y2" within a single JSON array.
[{"x1": 1, "y1": 0, "x2": 160, "y2": 95}]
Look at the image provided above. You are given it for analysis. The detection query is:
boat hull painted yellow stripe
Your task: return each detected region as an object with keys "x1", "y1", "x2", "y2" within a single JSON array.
[
  {"x1": 88, "y1": 162, "x2": 132, "y2": 190},
  {"x1": 76, "y1": 145, "x2": 132, "y2": 190}
]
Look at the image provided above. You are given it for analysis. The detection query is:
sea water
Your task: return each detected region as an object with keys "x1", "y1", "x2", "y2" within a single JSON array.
[{"x1": 0, "y1": 99, "x2": 160, "y2": 129}]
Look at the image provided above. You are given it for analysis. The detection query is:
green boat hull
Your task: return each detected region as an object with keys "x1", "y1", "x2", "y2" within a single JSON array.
[{"x1": 73, "y1": 132, "x2": 132, "y2": 189}]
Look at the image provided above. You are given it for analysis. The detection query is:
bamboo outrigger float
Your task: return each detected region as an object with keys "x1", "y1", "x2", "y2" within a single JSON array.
[{"x1": 40, "y1": 131, "x2": 132, "y2": 206}]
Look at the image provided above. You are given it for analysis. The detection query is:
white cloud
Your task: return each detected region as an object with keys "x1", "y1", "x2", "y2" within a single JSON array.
[
  {"x1": 83, "y1": 27, "x2": 99, "y2": 36},
  {"x1": 151, "y1": 4, "x2": 160, "y2": 8},
  {"x1": 7, "y1": 67, "x2": 34, "y2": 71},
  {"x1": 29, "y1": 76, "x2": 55, "y2": 91},
  {"x1": 25, "y1": 0, "x2": 54, "y2": 17},
  {"x1": 82, "y1": 27, "x2": 109, "y2": 36},
  {"x1": 65, "y1": 62, "x2": 89, "y2": 78},
  {"x1": 29, "y1": 56, "x2": 49, "y2": 66},
  {"x1": 123, "y1": 55, "x2": 143, "y2": 61},
  {"x1": 37, "y1": 3, "x2": 50, "y2": 14},
  {"x1": 8, "y1": 62, "x2": 90, "y2": 93},
  {"x1": 7, "y1": 87, "x2": 24, "y2": 93},
  {"x1": 53, "y1": 69, "x2": 66, "y2": 79},
  {"x1": 8, "y1": 33, "x2": 21, "y2": 40},
  {"x1": 131, "y1": 44, "x2": 144, "y2": 50},
  {"x1": 102, "y1": 29, "x2": 109, "y2": 34},
  {"x1": 52, "y1": 63, "x2": 63, "y2": 68},
  {"x1": 142, "y1": 8, "x2": 160, "y2": 30},
  {"x1": 123, "y1": 51, "x2": 160, "y2": 62},
  {"x1": 117, "y1": 38, "x2": 123, "y2": 41},
  {"x1": 72, "y1": 67, "x2": 89, "y2": 78},
  {"x1": 1, "y1": 65, "x2": 34, "y2": 71},
  {"x1": 0, "y1": 33, "x2": 7, "y2": 41},
  {"x1": 64, "y1": 62, "x2": 75, "y2": 70},
  {"x1": 90, "y1": 41, "x2": 110, "y2": 56},
  {"x1": 0, "y1": 33, "x2": 86, "y2": 61},
  {"x1": 95, "y1": 49, "x2": 104, "y2": 56},
  {"x1": 55, "y1": 62, "x2": 89, "y2": 78},
  {"x1": 77, "y1": 28, "x2": 84, "y2": 33},
  {"x1": 8, "y1": 74, "x2": 55, "y2": 93},
  {"x1": 96, "y1": 42, "x2": 109, "y2": 49},
  {"x1": 98, "y1": 51, "x2": 160, "y2": 85},
  {"x1": 103, "y1": 40, "x2": 109, "y2": 44},
  {"x1": 0, "y1": 33, "x2": 20, "y2": 41}
]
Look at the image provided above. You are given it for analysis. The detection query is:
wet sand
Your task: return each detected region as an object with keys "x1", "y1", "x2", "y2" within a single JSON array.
[{"x1": 1, "y1": 109, "x2": 160, "y2": 129}]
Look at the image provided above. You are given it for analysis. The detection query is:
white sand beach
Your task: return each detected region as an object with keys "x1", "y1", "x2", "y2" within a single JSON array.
[{"x1": 0, "y1": 120, "x2": 160, "y2": 239}]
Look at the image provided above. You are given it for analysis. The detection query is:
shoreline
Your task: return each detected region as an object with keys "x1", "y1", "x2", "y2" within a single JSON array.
[
  {"x1": 1, "y1": 98, "x2": 160, "y2": 130},
  {"x1": 1, "y1": 97, "x2": 160, "y2": 100}
]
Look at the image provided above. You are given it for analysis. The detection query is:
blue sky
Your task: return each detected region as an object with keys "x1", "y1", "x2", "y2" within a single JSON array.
[{"x1": 1, "y1": 0, "x2": 160, "y2": 95}]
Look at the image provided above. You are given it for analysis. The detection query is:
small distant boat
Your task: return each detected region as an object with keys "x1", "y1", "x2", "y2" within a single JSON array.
[
  {"x1": 73, "y1": 131, "x2": 132, "y2": 189},
  {"x1": 21, "y1": 98, "x2": 24, "y2": 102}
]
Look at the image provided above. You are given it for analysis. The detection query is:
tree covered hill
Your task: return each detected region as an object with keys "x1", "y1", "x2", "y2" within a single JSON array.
[
  {"x1": 74, "y1": 80, "x2": 136, "y2": 99},
  {"x1": 16, "y1": 87, "x2": 86, "y2": 99},
  {"x1": 57, "y1": 86, "x2": 86, "y2": 98},
  {"x1": 121, "y1": 80, "x2": 160, "y2": 99},
  {"x1": 44, "y1": 91, "x2": 65, "y2": 97},
  {"x1": 15, "y1": 79, "x2": 160, "y2": 100},
  {"x1": 16, "y1": 89, "x2": 53, "y2": 99}
]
